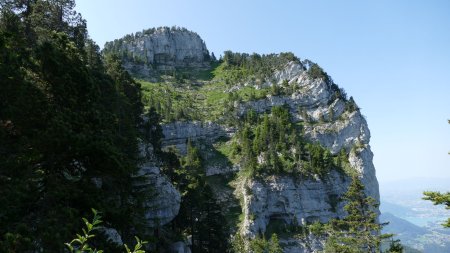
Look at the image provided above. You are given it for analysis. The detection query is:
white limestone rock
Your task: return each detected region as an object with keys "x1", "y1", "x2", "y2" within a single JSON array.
[
  {"x1": 106, "y1": 27, "x2": 210, "y2": 78},
  {"x1": 237, "y1": 171, "x2": 349, "y2": 239},
  {"x1": 303, "y1": 111, "x2": 371, "y2": 154},
  {"x1": 136, "y1": 144, "x2": 181, "y2": 227},
  {"x1": 271, "y1": 61, "x2": 305, "y2": 85}
]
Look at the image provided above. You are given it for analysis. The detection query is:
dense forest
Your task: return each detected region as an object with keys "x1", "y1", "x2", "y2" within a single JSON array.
[{"x1": 0, "y1": 0, "x2": 148, "y2": 251}]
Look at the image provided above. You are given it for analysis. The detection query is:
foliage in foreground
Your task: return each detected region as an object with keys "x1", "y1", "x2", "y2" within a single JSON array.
[
  {"x1": 0, "y1": 1, "x2": 148, "y2": 251},
  {"x1": 423, "y1": 191, "x2": 450, "y2": 228},
  {"x1": 66, "y1": 209, "x2": 147, "y2": 253}
]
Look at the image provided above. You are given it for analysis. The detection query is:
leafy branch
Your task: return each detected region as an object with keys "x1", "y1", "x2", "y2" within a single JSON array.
[{"x1": 65, "y1": 209, "x2": 148, "y2": 253}]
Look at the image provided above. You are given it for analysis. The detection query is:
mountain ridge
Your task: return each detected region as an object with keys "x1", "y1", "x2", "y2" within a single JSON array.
[{"x1": 108, "y1": 27, "x2": 381, "y2": 252}]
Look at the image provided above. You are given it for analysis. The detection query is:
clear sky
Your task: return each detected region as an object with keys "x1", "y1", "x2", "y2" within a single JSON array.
[{"x1": 75, "y1": 0, "x2": 450, "y2": 185}]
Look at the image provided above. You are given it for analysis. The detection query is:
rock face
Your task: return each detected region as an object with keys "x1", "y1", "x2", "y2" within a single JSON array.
[
  {"x1": 104, "y1": 27, "x2": 210, "y2": 78},
  {"x1": 161, "y1": 121, "x2": 233, "y2": 155},
  {"x1": 238, "y1": 171, "x2": 349, "y2": 237},
  {"x1": 136, "y1": 143, "x2": 181, "y2": 227},
  {"x1": 232, "y1": 61, "x2": 379, "y2": 252}
]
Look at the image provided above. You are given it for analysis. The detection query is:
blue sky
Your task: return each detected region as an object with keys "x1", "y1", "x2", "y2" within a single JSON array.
[{"x1": 75, "y1": 0, "x2": 450, "y2": 185}]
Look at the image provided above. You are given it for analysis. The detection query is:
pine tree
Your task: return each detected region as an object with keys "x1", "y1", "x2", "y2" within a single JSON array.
[
  {"x1": 386, "y1": 239, "x2": 404, "y2": 253},
  {"x1": 325, "y1": 176, "x2": 385, "y2": 253}
]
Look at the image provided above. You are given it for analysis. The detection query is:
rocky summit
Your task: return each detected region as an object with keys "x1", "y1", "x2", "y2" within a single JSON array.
[
  {"x1": 104, "y1": 26, "x2": 212, "y2": 79},
  {"x1": 105, "y1": 27, "x2": 380, "y2": 252}
]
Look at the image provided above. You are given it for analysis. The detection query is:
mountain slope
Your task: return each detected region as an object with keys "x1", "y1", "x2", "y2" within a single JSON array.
[{"x1": 107, "y1": 27, "x2": 380, "y2": 253}]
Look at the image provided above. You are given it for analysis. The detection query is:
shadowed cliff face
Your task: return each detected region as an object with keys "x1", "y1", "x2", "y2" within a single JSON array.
[{"x1": 136, "y1": 143, "x2": 181, "y2": 227}]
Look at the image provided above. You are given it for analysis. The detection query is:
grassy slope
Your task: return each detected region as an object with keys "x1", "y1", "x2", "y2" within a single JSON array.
[{"x1": 139, "y1": 61, "x2": 276, "y2": 123}]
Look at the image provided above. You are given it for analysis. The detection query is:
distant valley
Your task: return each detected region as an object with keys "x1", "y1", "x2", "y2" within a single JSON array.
[{"x1": 380, "y1": 178, "x2": 450, "y2": 253}]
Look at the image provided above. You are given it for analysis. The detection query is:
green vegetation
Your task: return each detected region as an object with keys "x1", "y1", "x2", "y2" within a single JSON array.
[
  {"x1": 139, "y1": 75, "x2": 269, "y2": 123},
  {"x1": 231, "y1": 233, "x2": 282, "y2": 253},
  {"x1": 325, "y1": 176, "x2": 388, "y2": 253},
  {"x1": 345, "y1": 96, "x2": 359, "y2": 112},
  {"x1": 171, "y1": 140, "x2": 229, "y2": 252},
  {"x1": 228, "y1": 106, "x2": 351, "y2": 178},
  {"x1": 140, "y1": 81, "x2": 202, "y2": 122},
  {"x1": 264, "y1": 218, "x2": 311, "y2": 239},
  {"x1": 251, "y1": 177, "x2": 397, "y2": 253},
  {"x1": 385, "y1": 239, "x2": 404, "y2": 253},
  {"x1": 217, "y1": 51, "x2": 300, "y2": 86},
  {"x1": 135, "y1": 50, "x2": 350, "y2": 126},
  {"x1": 306, "y1": 62, "x2": 330, "y2": 83},
  {"x1": 0, "y1": 1, "x2": 150, "y2": 251},
  {"x1": 65, "y1": 209, "x2": 147, "y2": 253}
]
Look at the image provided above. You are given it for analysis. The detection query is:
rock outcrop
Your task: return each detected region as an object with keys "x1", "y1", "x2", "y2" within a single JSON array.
[
  {"x1": 161, "y1": 121, "x2": 233, "y2": 155},
  {"x1": 104, "y1": 27, "x2": 211, "y2": 79},
  {"x1": 237, "y1": 171, "x2": 349, "y2": 238},
  {"x1": 136, "y1": 143, "x2": 181, "y2": 227}
]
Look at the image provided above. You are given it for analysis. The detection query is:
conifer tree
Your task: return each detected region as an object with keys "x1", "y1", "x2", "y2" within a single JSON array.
[{"x1": 325, "y1": 176, "x2": 385, "y2": 253}]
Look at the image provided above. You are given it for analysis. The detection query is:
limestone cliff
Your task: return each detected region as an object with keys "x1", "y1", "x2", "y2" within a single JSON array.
[
  {"x1": 103, "y1": 27, "x2": 211, "y2": 79},
  {"x1": 231, "y1": 61, "x2": 379, "y2": 251},
  {"x1": 112, "y1": 28, "x2": 380, "y2": 253}
]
